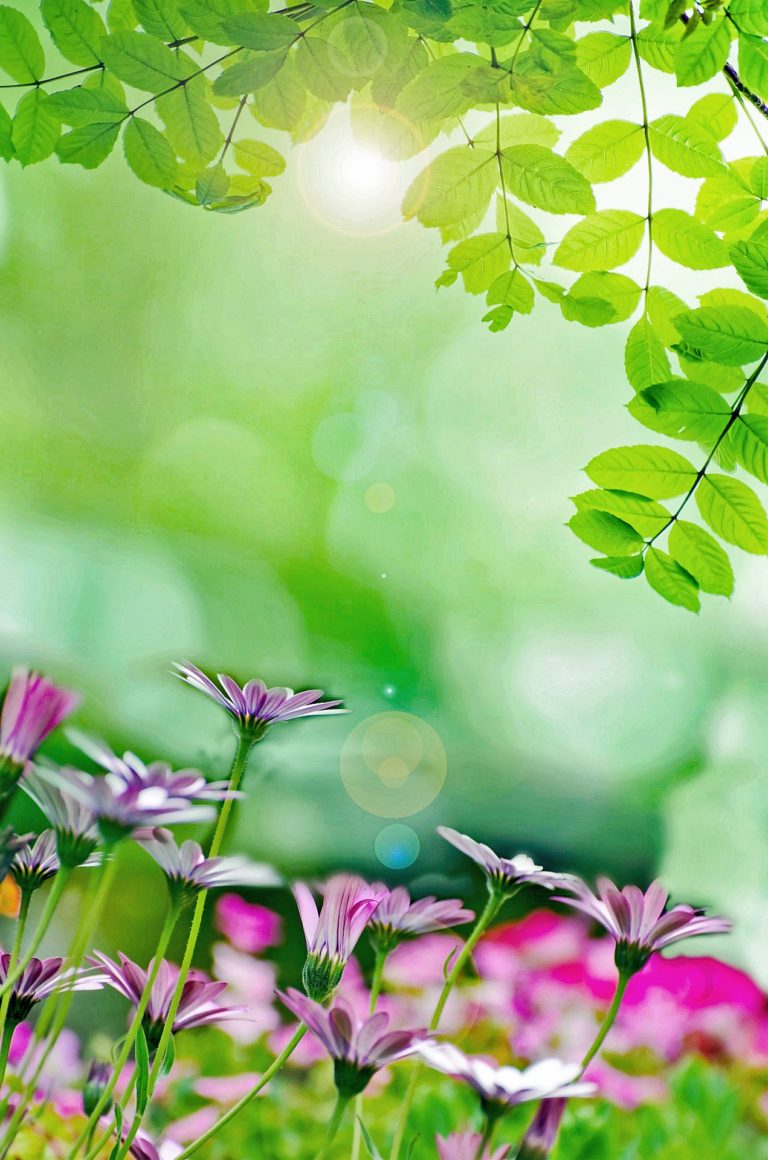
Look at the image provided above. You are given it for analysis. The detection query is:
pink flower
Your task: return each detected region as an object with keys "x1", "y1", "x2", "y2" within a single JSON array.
[
  {"x1": 173, "y1": 662, "x2": 346, "y2": 739},
  {"x1": 437, "y1": 1133, "x2": 509, "y2": 1159},
  {"x1": 438, "y1": 828, "x2": 573, "y2": 896},
  {"x1": 294, "y1": 874, "x2": 385, "y2": 1001},
  {"x1": 211, "y1": 943, "x2": 279, "y2": 1045},
  {"x1": 215, "y1": 893, "x2": 282, "y2": 953},
  {"x1": 278, "y1": 988, "x2": 430, "y2": 1095},
  {"x1": 368, "y1": 884, "x2": 473, "y2": 951},
  {"x1": 0, "y1": 668, "x2": 79, "y2": 767},
  {"x1": 516, "y1": 1099, "x2": 567, "y2": 1160},
  {"x1": 135, "y1": 828, "x2": 280, "y2": 905},
  {"x1": 557, "y1": 878, "x2": 731, "y2": 974}
]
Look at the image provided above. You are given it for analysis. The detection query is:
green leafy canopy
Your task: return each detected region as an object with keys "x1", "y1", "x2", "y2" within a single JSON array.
[{"x1": 4, "y1": 0, "x2": 768, "y2": 609}]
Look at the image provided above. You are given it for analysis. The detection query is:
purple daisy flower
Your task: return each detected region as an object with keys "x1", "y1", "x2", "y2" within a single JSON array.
[
  {"x1": 173, "y1": 661, "x2": 346, "y2": 740},
  {"x1": 368, "y1": 884, "x2": 474, "y2": 952},
  {"x1": 21, "y1": 766, "x2": 100, "y2": 868},
  {"x1": 436, "y1": 1133, "x2": 510, "y2": 1160},
  {"x1": 135, "y1": 827, "x2": 281, "y2": 905},
  {"x1": 416, "y1": 1043, "x2": 595, "y2": 1111},
  {"x1": 438, "y1": 827, "x2": 573, "y2": 896},
  {"x1": 0, "y1": 830, "x2": 30, "y2": 882},
  {"x1": 556, "y1": 877, "x2": 731, "y2": 975},
  {"x1": 0, "y1": 669, "x2": 79, "y2": 768},
  {"x1": 0, "y1": 953, "x2": 104, "y2": 1026},
  {"x1": 294, "y1": 874, "x2": 385, "y2": 1001},
  {"x1": 11, "y1": 831, "x2": 62, "y2": 894},
  {"x1": 91, "y1": 952, "x2": 246, "y2": 1052},
  {"x1": 35, "y1": 764, "x2": 219, "y2": 845},
  {"x1": 516, "y1": 1099, "x2": 568, "y2": 1160},
  {"x1": 128, "y1": 1133, "x2": 181, "y2": 1160},
  {"x1": 278, "y1": 987, "x2": 430, "y2": 1095},
  {"x1": 70, "y1": 732, "x2": 234, "y2": 803},
  {"x1": 83, "y1": 1060, "x2": 112, "y2": 1117},
  {"x1": 0, "y1": 668, "x2": 79, "y2": 816}
]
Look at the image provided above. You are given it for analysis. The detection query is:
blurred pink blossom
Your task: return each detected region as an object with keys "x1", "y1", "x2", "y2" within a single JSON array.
[{"x1": 215, "y1": 893, "x2": 283, "y2": 953}]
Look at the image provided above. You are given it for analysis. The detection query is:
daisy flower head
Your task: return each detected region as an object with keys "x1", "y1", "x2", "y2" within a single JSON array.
[
  {"x1": 294, "y1": 874, "x2": 385, "y2": 1002},
  {"x1": 437, "y1": 828, "x2": 573, "y2": 898}
]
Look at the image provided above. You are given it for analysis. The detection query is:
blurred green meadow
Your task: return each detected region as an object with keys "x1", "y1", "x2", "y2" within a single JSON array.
[{"x1": 0, "y1": 120, "x2": 765, "y2": 978}]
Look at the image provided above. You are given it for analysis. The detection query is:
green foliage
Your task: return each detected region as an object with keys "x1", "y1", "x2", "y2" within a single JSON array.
[{"x1": 2, "y1": 0, "x2": 768, "y2": 608}]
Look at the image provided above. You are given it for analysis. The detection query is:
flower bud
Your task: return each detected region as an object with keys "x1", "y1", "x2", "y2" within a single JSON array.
[{"x1": 83, "y1": 1061, "x2": 112, "y2": 1118}]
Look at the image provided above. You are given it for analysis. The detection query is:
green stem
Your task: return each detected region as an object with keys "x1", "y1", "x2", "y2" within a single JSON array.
[
  {"x1": 70, "y1": 903, "x2": 181, "y2": 1159},
  {"x1": 114, "y1": 734, "x2": 255, "y2": 1159},
  {"x1": 351, "y1": 946, "x2": 390, "y2": 1160},
  {"x1": 629, "y1": 1, "x2": 653, "y2": 300},
  {"x1": 316, "y1": 1092, "x2": 352, "y2": 1160},
  {"x1": 388, "y1": 889, "x2": 505, "y2": 1160},
  {"x1": 474, "y1": 1113, "x2": 496, "y2": 1160},
  {"x1": 0, "y1": 1023, "x2": 13, "y2": 1090},
  {"x1": 0, "y1": 853, "x2": 119, "y2": 1154},
  {"x1": 579, "y1": 971, "x2": 630, "y2": 1072},
  {"x1": 0, "y1": 870, "x2": 71, "y2": 1001},
  {"x1": 175, "y1": 1024, "x2": 308, "y2": 1159},
  {"x1": 0, "y1": 891, "x2": 31, "y2": 1050}
]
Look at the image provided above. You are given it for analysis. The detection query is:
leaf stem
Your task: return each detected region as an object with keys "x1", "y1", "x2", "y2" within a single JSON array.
[
  {"x1": 0, "y1": 869, "x2": 71, "y2": 1002},
  {"x1": 628, "y1": 1, "x2": 653, "y2": 301},
  {"x1": 316, "y1": 1092, "x2": 352, "y2": 1160},
  {"x1": 579, "y1": 970, "x2": 630, "y2": 1072},
  {"x1": 0, "y1": 890, "x2": 31, "y2": 1053}
]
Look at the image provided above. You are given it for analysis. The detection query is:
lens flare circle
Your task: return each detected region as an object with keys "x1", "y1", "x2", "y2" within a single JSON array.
[
  {"x1": 340, "y1": 711, "x2": 447, "y2": 818},
  {"x1": 375, "y1": 823, "x2": 420, "y2": 869}
]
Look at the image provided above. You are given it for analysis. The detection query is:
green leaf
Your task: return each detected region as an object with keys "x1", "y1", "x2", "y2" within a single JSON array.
[
  {"x1": 294, "y1": 36, "x2": 352, "y2": 103},
  {"x1": 565, "y1": 120, "x2": 644, "y2": 184},
  {"x1": 101, "y1": 31, "x2": 186, "y2": 91},
  {"x1": 474, "y1": 113, "x2": 560, "y2": 150},
  {"x1": 695, "y1": 173, "x2": 760, "y2": 233},
  {"x1": 585, "y1": 445, "x2": 698, "y2": 499},
  {"x1": 730, "y1": 238, "x2": 768, "y2": 299},
  {"x1": 213, "y1": 52, "x2": 285, "y2": 97},
  {"x1": 135, "y1": 1026, "x2": 150, "y2": 1115},
  {"x1": 554, "y1": 210, "x2": 644, "y2": 272},
  {"x1": 157, "y1": 76, "x2": 222, "y2": 165},
  {"x1": 40, "y1": 0, "x2": 107, "y2": 67},
  {"x1": 12, "y1": 89, "x2": 60, "y2": 166},
  {"x1": 648, "y1": 114, "x2": 725, "y2": 178},
  {"x1": 645, "y1": 547, "x2": 700, "y2": 612},
  {"x1": 134, "y1": 0, "x2": 189, "y2": 40},
  {"x1": 624, "y1": 316, "x2": 671, "y2": 391},
  {"x1": 668, "y1": 520, "x2": 733, "y2": 596},
  {"x1": 445, "y1": 233, "x2": 510, "y2": 294},
  {"x1": 250, "y1": 55, "x2": 305, "y2": 130},
  {"x1": 196, "y1": 163, "x2": 229, "y2": 206},
  {"x1": 627, "y1": 379, "x2": 730, "y2": 442},
  {"x1": 221, "y1": 12, "x2": 298, "y2": 50},
  {"x1": 569, "y1": 509, "x2": 645, "y2": 554},
  {"x1": 739, "y1": 35, "x2": 768, "y2": 102},
  {"x1": 123, "y1": 115, "x2": 179, "y2": 187},
  {"x1": 647, "y1": 284, "x2": 689, "y2": 347},
  {"x1": 672, "y1": 305, "x2": 768, "y2": 365},
  {"x1": 396, "y1": 54, "x2": 478, "y2": 122},
  {"x1": 509, "y1": 56, "x2": 603, "y2": 117},
  {"x1": 180, "y1": 0, "x2": 263, "y2": 43},
  {"x1": 233, "y1": 138, "x2": 284, "y2": 177},
  {"x1": 48, "y1": 86, "x2": 129, "y2": 126},
  {"x1": 500, "y1": 144, "x2": 595, "y2": 216},
  {"x1": 448, "y1": 0, "x2": 524, "y2": 47},
  {"x1": 370, "y1": 33, "x2": 426, "y2": 107},
  {"x1": 636, "y1": 22, "x2": 683, "y2": 73},
  {"x1": 572, "y1": 488, "x2": 671, "y2": 536},
  {"x1": 108, "y1": 0, "x2": 139, "y2": 33},
  {"x1": 727, "y1": 0, "x2": 768, "y2": 36},
  {"x1": 56, "y1": 119, "x2": 120, "y2": 167},
  {"x1": 485, "y1": 267, "x2": 534, "y2": 321},
  {"x1": 696, "y1": 473, "x2": 768, "y2": 553},
  {"x1": 561, "y1": 272, "x2": 640, "y2": 327},
  {"x1": 653, "y1": 209, "x2": 728, "y2": 271},
  {"x1": 0, "y1": 5, "x2": 44, "y2": 82},
  {"x1": 674, "y1": 16, "x2": 730, "y2": 86},
  {"x1": 403, "y1": 147, "x2": 496, "y2": 228},
  {"x1": 0, "y1": 103, "x2": 13, "y2": 160},
  {"x1": 495, "y1": 197, "x2": 546, "y2": 265},
  {"x1": 575, "y1": 32, "x2": 631, "y2": 87},
  {"x1": 686, "y1": 92, "x2": 737, "y2": 143},
  {"x1": 590, "y1": 554, "x2": 645, "y2": 578},
  {"x1": 729, "y1": 414, "x2": 768, "y2": 485}
]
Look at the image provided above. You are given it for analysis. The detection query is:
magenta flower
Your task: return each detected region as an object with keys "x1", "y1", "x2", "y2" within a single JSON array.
[
  {"x1": 129, "y1": 1134, "x2": 181, "y2": 1160},
  {"x1": 556, "y1": 878, "x2": 731, "y2": 975},
  {"x1": 71, "y1": 732, "x2": 234, "y2": 803},
  {"x1": 136, "y1": 827, "x2": 281, "y2": 905},
  {"x1": 0, "y1": 669, "x2": 79, "y2": 767},
  {"x1": 0, "y1": 953, "x2": 104, "y2": 1026},
  {"x1": 417, "y1": 1043, "x2": 595, "y2": 1110},
  {"x1": 516, "y1": 1099, "x2": 567, "y2": 1160},
  {"x1": 278, "y1": 988, "x2": 430, "y2": 1095},
  {"x1": 438, "y1": 828, "x2": 573, "y2": 896},
  {"x1": 437, "y1": 1134, "x2": 510, "y2": 1160},
  {"x1": 173, "y1": 661, "x2": 346, "y2": 739},
  {"x1": 215, "y1": 893, "x2": 282, "y2": 953},
  {"x1": 294, "y1": 874, "x2": 385, "y2": 1001},
  {"x1": 368, "y1": 884, "x2": 474, "y2": 952},
  {"x1": 91, "y1": 952, "x2": 246, "y2": 1051},
  {"x1": 21, "y1": 766, "x2": 99, "y2": 868}
]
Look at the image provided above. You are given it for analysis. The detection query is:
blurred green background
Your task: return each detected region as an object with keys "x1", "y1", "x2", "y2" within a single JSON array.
[{"x1": 1, "y1": 112, "x2": 765, "y2": 983}]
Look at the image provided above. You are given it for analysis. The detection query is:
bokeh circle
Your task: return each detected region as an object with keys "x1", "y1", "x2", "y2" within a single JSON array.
[{"x1": 340, "y1": 712, "x2": 447, "y2": 818}]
